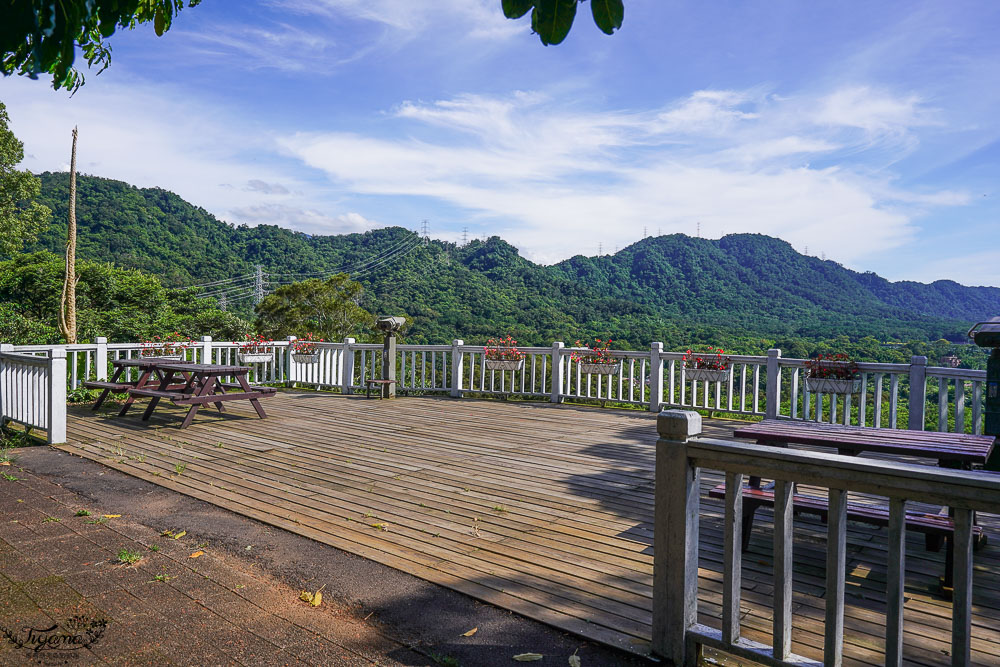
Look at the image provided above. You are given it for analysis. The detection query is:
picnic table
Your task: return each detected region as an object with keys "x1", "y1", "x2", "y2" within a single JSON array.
[
  {"x1": 715, "y1": 420, "x2": 996, "y2": 591},
  {"x1": 84, "y1": 357, "x2": 192, "y2": 411},
  {"x1": 121, "y1": 363, "x2": 275, "y2": 428}
]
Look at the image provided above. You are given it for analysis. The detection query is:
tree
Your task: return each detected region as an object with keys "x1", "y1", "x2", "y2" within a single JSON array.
[
  {"x1": 59, "y1": 126, "x2": 78, "y2": 344},
  {"x1": 256, "y1": 275, "x2": 374, "y2": 342},
  {"x1": 1, "y1": 1, "x2": 201, "y2": 92},
  {"x1": 0, "y1": 101, "x2": 51, "y2": 254},
  {"x1": 502, "y1": 0, "x2": 624, "y2": 45}
]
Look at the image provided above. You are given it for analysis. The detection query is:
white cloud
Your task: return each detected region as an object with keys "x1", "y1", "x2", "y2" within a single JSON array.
[
  {"x1": 279, "y1": 87, "x2": 962, "y2": 264},
  {"x1": 231, "y1": 203, "x2": 380, "y2": 234}
]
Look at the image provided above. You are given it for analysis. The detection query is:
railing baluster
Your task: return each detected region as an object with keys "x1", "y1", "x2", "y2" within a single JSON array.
[
  {"x1": 886, "y1": 498, "x2": 906, "y2": 667},
  {"x1": 955, "y1": 380, "x2": 965, "y2": 434},
  {"x1": 952, "y1": 508, "x2": 974, "y2": 667},
  {"x1": 973, "y1": 381, "x2": 983, "y2": 435},
  {"x1": 773, "y1": 479, "x2": 794, "y2": 660},
  {"x1": 752, "y1": 364, "x2": 760, "y2": 414},
  {"x1": 859, "y1": 373, "x2": 868, "y2": 427},
  {"x1": 723, "y1": 471, "x2": 743, "y2": 645},
  {"x1": 825, "y1": 488, "x2": 847, "y2": 666},
  {"x1": 889, "y1": 374, "x2": 900, "y2": 429},
  {"x1": 939, "y1": 376, "x2": 949, "y2": 432},
  {"x1": 874, "y1": 374, "x2": 884, "y2": 428}
]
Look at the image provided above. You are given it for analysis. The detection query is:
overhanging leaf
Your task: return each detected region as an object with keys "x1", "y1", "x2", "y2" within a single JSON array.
[
  {"x1": 531, "y1": 0, "x2": 578, "y2": 46},
  {"x1": 502, "y1": 0, "x2": 534, "y2": 19},
  {"x1": 590, "y1": 0, "x2": 623, "y2": 35}
]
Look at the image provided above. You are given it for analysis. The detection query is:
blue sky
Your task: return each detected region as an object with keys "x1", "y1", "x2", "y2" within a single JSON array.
[{"x1": 4, "y1": 1, "x2": 1000, "y2": 285}]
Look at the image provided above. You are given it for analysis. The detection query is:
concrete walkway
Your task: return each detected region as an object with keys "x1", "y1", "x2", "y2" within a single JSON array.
[{"x1": 0, "y1": 446, "x2": 651, "y2": 666}]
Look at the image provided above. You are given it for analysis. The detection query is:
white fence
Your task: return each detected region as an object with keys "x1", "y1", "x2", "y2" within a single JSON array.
[
  {"x1": 0, "y1": 345, "x2": 66, "y2": 444},
  {"x1": 2, "y1": 337, "x2": 990, "y2": 444},
  {"x1": 653, "y1": 410, "x2": 1000, "y2": 667}
]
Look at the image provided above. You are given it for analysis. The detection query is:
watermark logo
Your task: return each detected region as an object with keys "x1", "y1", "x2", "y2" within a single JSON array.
[{"x1": 0, "y1": 615, "x2": 109, "y2": 653}]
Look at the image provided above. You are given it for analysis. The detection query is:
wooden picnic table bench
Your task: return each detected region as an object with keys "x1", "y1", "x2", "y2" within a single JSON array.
[
  {"x1": 84, "y1": 357, "x2": 192, "y2": 411},
  {"x1": 720, "y1": 420, "x2": 995, "y2": 590},
  {"x1": 122, "y1": 363, "x2": 273, "y2": 428}
]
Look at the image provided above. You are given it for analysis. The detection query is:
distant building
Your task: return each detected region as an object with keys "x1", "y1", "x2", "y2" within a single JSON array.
[{"x1": 940, "y1": 353, "x2": 961, "y2": 368}]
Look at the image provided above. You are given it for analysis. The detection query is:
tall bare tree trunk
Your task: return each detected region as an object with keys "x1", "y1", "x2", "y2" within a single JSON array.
[{"x1": 59, "y1": 127, "x2": 78, "y2": 344}]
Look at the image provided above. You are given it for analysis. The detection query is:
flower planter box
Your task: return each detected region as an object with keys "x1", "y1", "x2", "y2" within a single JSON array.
[
  {"x1": 485, "y1": 359, "x2": 524, "y2": 372},
  {"x1": 805, "y1": 377, "x2": 861, "y2": 395},
  {"x1": 685, "y1": 367, "x2": 728, "y2": 383},
  {"x1": 292, "y1": 352, "x2": 320, "y2": 364},
  {"x1": 238, "y1": 352, "x2": 273, "y2": 364},
  {"x1": 143, "y1": 354, "x2": 184, "y2": 361},
  {"x1": 578, "y1": 362, "x2": 620, "y2": 375}
]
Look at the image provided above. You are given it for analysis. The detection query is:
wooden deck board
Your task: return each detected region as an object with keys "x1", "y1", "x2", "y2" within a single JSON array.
[{"x1": 61, "y1": 391, "x2": 1000, "y2": 665}]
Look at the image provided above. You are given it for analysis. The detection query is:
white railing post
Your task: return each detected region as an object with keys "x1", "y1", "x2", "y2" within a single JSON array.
[
  {"x1": 649, "y1": 342, "x2": 664, "y2": 412},
  {"x1": 285, "y1": 336, "x2": 297, "y2": 386},
  {"x1": 765, "y1": 348, "x2": 782, "y2": 420},
  {"x1": 95, "y1": 337, "x2": 108, "y2": 381},
  {"x1": 550, "y1": 342, "x2": 564, "y2": 404},
  {"x1": 0, "y1": 344, "x2": 10, "y2": 427},
  {"x1": 652, "y1": 409, "x2": 702, "y2": 664},
  {"x1": 47, "y1": 349, "x2": 67, "y2": 444},
  {"x1": 200, "y1": 336, "x2": 213, "y2": 364},
  {"x1": 451, "y1": 340, "x2": 464, "y2": 398},
  {"x1": 341, "y1": 337, "x2": 355, "y2": 394},
  {"x1": 907, "y1": 355, "x2": 927, "y2": 432}
]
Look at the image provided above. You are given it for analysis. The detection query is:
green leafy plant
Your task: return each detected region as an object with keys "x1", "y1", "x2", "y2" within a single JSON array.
[
  {"x1": 174, "y1": 463, "x2": 187, "y2": 475},
  {"x1": 75, "y1": 509, "x2": 91, "y2": 517},
  {"x1": 290, "y1": 333, "x2": 323, "y2": 355},
  {"x1": 484, "y1": 336, "x2": 525, "y2": 362},
  {"x1": 116, "y1": 548, "x2": 142, "y2": 565},
  {"x1": 682, "y1": 346, "x2": 732, "y2": 371},
  {"x1": 570, "y1": 338, "x2": 615, "y2": 364},
  {"x1": 805, "y1": 353, "x2": 860, "y2": 380}
]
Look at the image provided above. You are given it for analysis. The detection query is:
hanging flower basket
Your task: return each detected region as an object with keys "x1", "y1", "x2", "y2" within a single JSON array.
[
  {"x1": 238, "y1": 352, "x2": 273, "y2": 364},
  {"x1": 579, "y1": 362, "x2": 620, "y2": 375},
  {"x1": 805, "y1": 377, "x2": 861, "y2": 395},
  {"x1": 685, "y1": 367, "x2": 727, "y2": 383},
  {"x1": 292, "y1": 352, "x2": 320, "y2": 364},
  {"x1": 485, "y1": 359, "x2": 524, "y2": 372}
]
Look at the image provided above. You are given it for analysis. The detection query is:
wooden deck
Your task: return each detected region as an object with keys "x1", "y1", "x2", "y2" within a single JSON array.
[{"x1": 61, "y1": 391, "x2": 1000, "y2": 665}]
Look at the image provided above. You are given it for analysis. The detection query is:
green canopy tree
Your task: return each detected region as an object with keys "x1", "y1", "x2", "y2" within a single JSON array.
[
  {"x1": 0, "y1": 101, "x2": 51, "y2": 254},
  {"x1": 255, "y1": 274, "x2": 374, "y2": 342},
  {"x1": 1, "y1": 1, "x2": 201, "y2": 91}
]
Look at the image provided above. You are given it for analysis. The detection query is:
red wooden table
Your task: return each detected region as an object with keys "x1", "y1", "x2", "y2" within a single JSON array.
[
  {"x1": 84, "y1": 357, "x2": 192, "y2": 411},
  {"x1": 122, "y1": 363, "x2": 275, "y2": 428}
]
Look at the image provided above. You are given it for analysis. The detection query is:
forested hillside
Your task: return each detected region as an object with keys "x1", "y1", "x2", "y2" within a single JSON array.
[{"x1": 10, "y1": 172, "x2": 998, "y2": 359}]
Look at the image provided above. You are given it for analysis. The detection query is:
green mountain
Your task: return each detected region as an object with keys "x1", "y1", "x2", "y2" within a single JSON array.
[{"x1": 20, "y1": 172, "x2": 1000, "y2": 353}]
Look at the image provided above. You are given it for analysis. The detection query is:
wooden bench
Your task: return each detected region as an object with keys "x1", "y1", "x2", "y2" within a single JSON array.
[
  {"x1": 365, "y1": 379, "x2": 396, "y2": 399},
  {"x1": 127, "y1": 388, "x2": 188, "y2": 401},
  {"x1": 218, "y1": 383, "x2": 277, "y2": 394},
  {"x1": 83, "y1": 380, "x2": 133, "y2": 392},
  {"x1": 709, "y1": 483, "x2": 987, "y2": 553}
]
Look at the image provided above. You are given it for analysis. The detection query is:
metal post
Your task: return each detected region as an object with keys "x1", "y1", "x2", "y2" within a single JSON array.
[
  {"x1": 652, "y1": 409, "x2": 702, "y2": 664},
  {"x1": 382, "y1": 332, "x2": 397, "y2": 398},
  {"x1": 550, "y1": 342, "x2": 564, "y2": 404},
  {"x1": 765, "y1": 348, "x2": 782, "y2": 420},
  {"x1": 650, "y1": 342, "x2": 664, "y2": 412},
  {"x1": 907, "y1": 355, "x2": 927, "y2": 431},
  {"x1": 451, "y1": 340, "x2": 464, "y2": 398},
  {"x1": 95, "y1": 337, "x2": 108, "y2": 381},
  {"x1": 47, "y1": 349, "x2": 67, "y2": 445}
]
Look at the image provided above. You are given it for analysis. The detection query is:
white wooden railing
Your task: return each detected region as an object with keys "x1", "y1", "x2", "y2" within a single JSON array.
[
  {"x1": 4, "y1": 338, "x2": 992, "y2": 441},
  {"x1": 0, "y1": 345, "x2": 66, "y2": 444},
  {"x1": 653, "y1": 410, "x2": 1000, "y2": 667}
]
